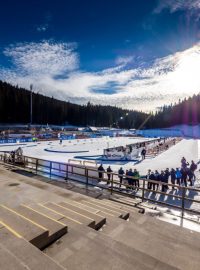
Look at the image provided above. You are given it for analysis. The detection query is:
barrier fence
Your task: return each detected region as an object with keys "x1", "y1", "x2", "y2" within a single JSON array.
[{"x1": 1, "y1": 153, "x2": 200, "y2": 218}]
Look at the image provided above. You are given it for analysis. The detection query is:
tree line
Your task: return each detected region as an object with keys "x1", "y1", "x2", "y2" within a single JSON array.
[
  {"x1": 0, "y1": 80, "x2": 148, "y2": 128},
  {"x1": 0, "y1": 80, "x2": 199, "y2": 128}
]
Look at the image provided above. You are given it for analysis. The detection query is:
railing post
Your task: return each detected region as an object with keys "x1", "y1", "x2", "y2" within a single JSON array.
[
  {"x1": 23, "y1": 156, "x2": 26, "y2": 168},
  {"x1": 181, "y1": 186, "x2": 185, "y2": 218},
  {"x1": 142, "y1": 178, "x2": 145, "y2": 202},
  {"x1": 49, "y1": 161, "x2": 52, "y2": 179},
  {"x1": 65, "y1": 164, "x2": 68, "y2": 181},
  {"x1": 36, "y1": 159, "x2": 38, "y2": 174},
  {"x1": 110, "y1": 173, "x2": 114, "y2": 195},
  {"x1": 86, "y1": 168, "x2": 89, "y2": 188}
]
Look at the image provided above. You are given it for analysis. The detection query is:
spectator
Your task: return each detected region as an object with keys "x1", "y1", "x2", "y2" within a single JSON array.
[
  {"x1": 106, "y1": 166, "x2": 113, "y2": 185},
  {"x1": 127, "y1": 169, "x2": 134, "y2": 189},
  {"x1": 154, "y1": 170, "x2": 160, "y2": 191},
  {"x1": 149, "y1": 171, "x2": 155, "y2": 190},
  {"x1": 118, "y1": 167, "x2": 125, "y2": 188},
  {"x1": 170, "y1": 168, "x2": 176, "y2": 190},
  {"x1": 98, "y1": 164, "x2": 105, "y2": 182},
  {"x1": 181, "y1": 168, "x2": 188, "y2": 187},
  {"x1": 181, "y1": 157, "x2": 189, "y2": 170},
  {"x1": 187, "y1": 169, "x2": 194, "y2": 187},
  {"x1": 160, "y1": 171, "x2": 166, "y2": 192},
  {"x1": 133, "y1": 168, "x2": 140, "y2": 189},
  {"x1": 146, "y1": 169, "x2": 151, "y2": 189},
  {"x1": 163, "y1": 168, "x2": 170, "y2": 190},
  {"x1": 175, "y1": 168, "x2": 182, "y2": 186},
  {"x1": 141, "y1": 148, "x2": 146, "y2": 160},
  {"x1": 125, "y1": 169, "x2": 129, "y2": 187},
  {"x1": 190, "y1": 160, "x2": 197, "y2": 181}
]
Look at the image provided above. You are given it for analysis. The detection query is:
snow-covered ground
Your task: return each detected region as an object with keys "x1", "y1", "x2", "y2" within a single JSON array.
[
  {"x1": 0, "y1": 136, "x2": 151, "y2": 164},
  {"x1": 1, "y1": 136, "x2": 200, "y2": 230},
  {"x1": 0, "y1": 136, "x2": 199, "y2": 174},
  {"x1": 134, "y1": 139, "x2": 199, "y2": 174}
]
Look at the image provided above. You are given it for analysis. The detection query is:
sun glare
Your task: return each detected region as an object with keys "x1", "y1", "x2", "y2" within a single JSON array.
[{"x1": 170, "y1": 49, "x2": 200, "y2": 92}]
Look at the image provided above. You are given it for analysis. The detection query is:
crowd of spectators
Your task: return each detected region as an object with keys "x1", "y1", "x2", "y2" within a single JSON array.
[{"x1": 97, "y1": 157, "x2": 198, "y2": 192}]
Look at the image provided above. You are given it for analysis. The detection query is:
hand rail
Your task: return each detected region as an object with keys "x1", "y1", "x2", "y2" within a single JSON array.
[{"x1": 0, "y1": 152, "x2": 199, "y2": 218}]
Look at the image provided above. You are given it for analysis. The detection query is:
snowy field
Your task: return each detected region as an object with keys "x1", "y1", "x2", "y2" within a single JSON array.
[
  {"x1": 1, "y1": 136, "x2": 200, "y2": 229},
  {"x1": 0, "y1": 136, "x2": 199, "y2": 174}
]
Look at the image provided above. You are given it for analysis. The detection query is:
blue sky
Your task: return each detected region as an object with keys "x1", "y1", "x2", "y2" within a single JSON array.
[{"x1": 0, "y1": 0, "x2": 200, "y2": 111}]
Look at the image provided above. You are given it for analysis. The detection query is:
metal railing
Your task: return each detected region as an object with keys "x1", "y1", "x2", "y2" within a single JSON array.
[{"x1": 1, "y1": 153, "x2": 200, "y2": 218}]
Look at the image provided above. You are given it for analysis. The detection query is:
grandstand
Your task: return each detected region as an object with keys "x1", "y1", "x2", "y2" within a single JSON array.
[{"x1": 0, "y1": 161, "x2": 200, "y2": 270}]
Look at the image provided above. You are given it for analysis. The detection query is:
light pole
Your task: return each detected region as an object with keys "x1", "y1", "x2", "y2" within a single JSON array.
[{"x1": 30, "y1": 84, "x2": 33, "y2": 126}]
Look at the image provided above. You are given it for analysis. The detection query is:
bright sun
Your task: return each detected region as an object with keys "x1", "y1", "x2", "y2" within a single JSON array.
[{"x1": 170, "y1": 49, "x2": 200, "y2": 92}]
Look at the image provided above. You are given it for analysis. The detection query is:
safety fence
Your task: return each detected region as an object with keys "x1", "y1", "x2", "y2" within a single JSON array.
[
  {"x1": 1, "y1": 153, "x2": 200, "y2": 218},
  {"x1": 0, "y1": 138, "x2": 33, "y2": 144}
]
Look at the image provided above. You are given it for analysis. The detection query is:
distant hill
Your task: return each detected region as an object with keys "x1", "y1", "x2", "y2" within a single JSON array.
[
  {"x1": 149, "y1": 95, "x2": 200, "y2": 128},
  {"x1": 0, "y1": 80, "x2": 148, "y2": 128},
  {"x1": 1, "y1": 80, "x2": 200, "y2": 129}
]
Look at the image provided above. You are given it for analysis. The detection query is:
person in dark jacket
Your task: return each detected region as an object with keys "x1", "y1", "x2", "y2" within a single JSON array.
[
  {"x1": 154, "y1": 170, "x2": 160, "y2": 191},
  {"x1": 133, "y1": 169, "x2": 140, "y2": 189},
  {"x1": 164, "y1": 168, "x2": 170, "y2": 188},
  {"x1": 170, "y1": 168, "x2": 176, "y2": 190},
  {"x1": 181, "y1": 157, "x2": 189, "y2": 170},
  {"x1": 141, "y1": 148, "x2": 146, "y2": 160},
  {"x1": 146, "y1": 169, "x2": 151, "y2": 190},
  {"x1": 149, "y1": 171, "x2": 155, "y2": 190},
  {"x1": 118, "y1": 167, "x2": 124, "y2": 188},
  {"x1": 187, "y1": 169, "x2": 194, "y2": 186},
  {"x1": 127, "y1": 169, "x2": 134, "y2": 189},
  {"x1": 190, "y1": 160, "x2": 197, "y2": 181},
  {"x1": 106, "y1": 166, "x2": 113, "y2": 185},
  {"x1": 98, "y1": 164, "x2": 105, "y2": 182},
  {"x1": 160, "y1": 170, "x2": 167, "y2": 192},
  {"x1": 181, "y1": 168, "x2": 188, "y2": 187}
]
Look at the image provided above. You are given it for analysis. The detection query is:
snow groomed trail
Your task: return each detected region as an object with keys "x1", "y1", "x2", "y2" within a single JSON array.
[
  {"x1": 0, "y1": 137, "x2": 199, "y2": 175},
  {"x1": 133, "y1": 139, "x2": 199, "y2": 174}
]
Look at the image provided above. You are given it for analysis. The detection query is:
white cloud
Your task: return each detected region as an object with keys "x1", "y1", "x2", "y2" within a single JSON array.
[
  {"x1": 37, "y1": 24, "x2": 49, "y2": 32},
  {"x1": 154, "y1": 0, "x2": 200, "y2": 14},
  {"x1": 1, "y1": 40, "x2": 200, "y2": 111},
  {"x1": 115, "y1": 55, "x2": 134, "y2": 65},
  {"x1": 3, "y1": 41, "x2": 79, "y2": 76}
]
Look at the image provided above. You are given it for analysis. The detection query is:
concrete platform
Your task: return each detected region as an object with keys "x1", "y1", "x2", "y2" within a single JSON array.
[
  {"x1": 1, "y1": 164, "x2": 200, "y2": 270},
  {"x1": 44, "y1": 220, "x2": 178, "y2": 270},
  {"x1": 43, "y1": 202, "x2": 97, "y2": 229},
  {"x1": 0, "y1": 204, "x2": 48, "y2": 249},
  {"x1": 0, "y1": 225, "x2": 65, "y2": 270},
  {"x1": 101, "y1": 213, "x2": 200, "y2": 270},
  {"x1": 80, "y1": 199, "x2": 129, "y2": 219},
  {"x1": 87, "y1": 198, "x2": 130, "y2": 219},
  {"x1": 15, "y1": 205, "x2": 68, "y2": 247},
  {"x1": 59, "y1": 201, "x2": 106, "y2": 230}
]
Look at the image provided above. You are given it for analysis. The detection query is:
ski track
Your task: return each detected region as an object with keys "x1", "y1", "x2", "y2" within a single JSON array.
[{"x1": 0, "y1": 137, "x2": 199, "y2": 174}]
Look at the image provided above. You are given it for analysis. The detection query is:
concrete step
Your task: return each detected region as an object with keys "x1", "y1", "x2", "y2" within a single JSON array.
[
  {"x1": 0, "y1": 204, "x2": 48, "y2": 249},
  {"x1": 0, "y1": 244, "x2": 28, "y2": 270},
  {"x1": 43, "y1": 202, "x2": 96, "y2": 228},
  {"x1": 104, "y1": 198, "x2": 145, "y2": 218},
  {"x1": 61, "y1": 199, "x2": 122, "y2": 220},
  {"x1": 0, "y1": 223, "x2": 65, "y2": 270},
  {"x1": 80, "y1": 199, "x2": 129, "y2": 219},
  {"x1": 88, "y1": 198, "x2": 130, "y2": 219},
  {"x1": 100, "y1": 212, "x2": 200, "y2": 270},
  {"x1": 103, "y1": 198, "x2": 140, "y2": 213},
  {"x1": 15, "y1": 205, "x2": 68, "y2": 247},
  {"x1": 58, "y1": 201, "x2": 106, "y2": 230},
  {"x1": 27, "y1": 203, "x2": 82, "y2": 229},
  {"x1": 44, "y1": 219, "x2": 178, "y2": 270},
  {"x1": 110, "y1": 196, "x2": 142, "y2": 207}
]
